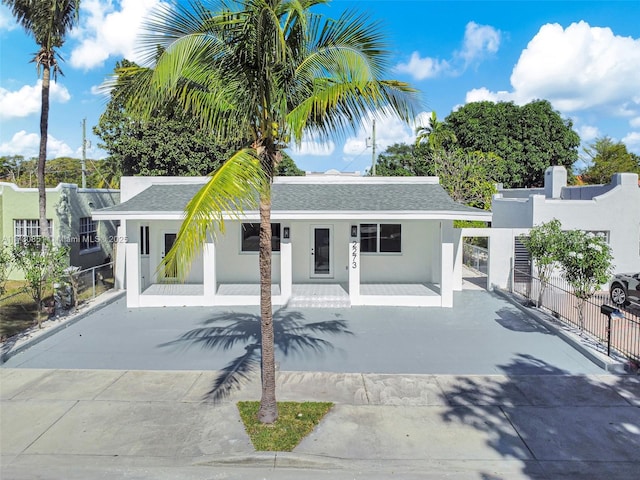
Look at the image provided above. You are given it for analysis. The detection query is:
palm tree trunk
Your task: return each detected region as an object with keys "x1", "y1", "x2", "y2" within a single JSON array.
[
  {"x1": 257, "y1": 183, "x2": 278, "y2": 424},
  {"x1": 38, "y1": 65, "x2": 51, "y2": 240}
]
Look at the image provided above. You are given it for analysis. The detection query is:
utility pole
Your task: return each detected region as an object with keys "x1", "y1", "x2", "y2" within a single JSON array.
[
  {"x1": 371, "y1": 119, "x2": 376, "y2": 176},
  {"x1": 81, "y1": 118, "x2": 88, "y2": 188},
  {"x1": 366, "y1": 119, "x2": 377, "y2": 176}
]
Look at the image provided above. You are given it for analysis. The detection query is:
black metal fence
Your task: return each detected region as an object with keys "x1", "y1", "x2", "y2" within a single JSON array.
[{"x1": 511, "y1": 268, "x2": 640, "y2": 364}]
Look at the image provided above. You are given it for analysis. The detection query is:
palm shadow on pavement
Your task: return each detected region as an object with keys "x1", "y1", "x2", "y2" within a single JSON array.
[
  {"x1": 159, "y1": 308, "x2": 352, "y2": 402},
  {"x1": 438, "y1": 353, "x2": 640, "y2": 480}
]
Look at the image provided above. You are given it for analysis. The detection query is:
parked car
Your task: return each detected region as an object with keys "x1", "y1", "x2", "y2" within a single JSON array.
[{"x1": 609, "y1": 273, "x2": 640, "y2": 307}]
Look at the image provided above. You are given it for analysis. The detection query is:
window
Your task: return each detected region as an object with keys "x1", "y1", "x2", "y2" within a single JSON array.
[
  {"x1": 360, "y1": 223, "x2": 401, "y2": 253},
  {"x1": 586, "y1": 230, "x2": 610, "y2": 243},
  {"x1": 241, "y1": 223, "x2": 281, "y2": 252},
  {"x1": 80, "y1": 217, "x2": 98, "y2": 251},
  {"x1": 14, "y1": 219, "x2": 53, "y2": 246},
  {"x1": 140, "y1": 225, "x2": 150, "y2": 255}
]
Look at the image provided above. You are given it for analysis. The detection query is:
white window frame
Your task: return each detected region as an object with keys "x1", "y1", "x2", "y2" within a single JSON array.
[
  {"x1": 13, "y1": 219, "x2": 53, "y2": 245},
  {"x1": 79, "y1": 217, "x2": 99, "y2": 252},
  {"x1": 359, "y1": 223, "x2": 402, "y2": 254},
  {"x1": 140, "y1": 225, "x2": 150, "y2": 256}
]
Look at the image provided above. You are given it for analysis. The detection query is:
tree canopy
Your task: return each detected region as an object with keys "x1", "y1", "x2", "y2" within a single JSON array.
[
  {"x1": 580, "y1": 136, "x2": 640, "y2": 184},
  {"x1": 443, "y1": 100, "x2": 580, "y2": 188}
]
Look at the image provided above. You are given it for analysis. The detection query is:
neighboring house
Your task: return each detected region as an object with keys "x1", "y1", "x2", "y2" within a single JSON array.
[
  {"x1": 0, "y1": 182, "x2": 120, "y2": 280},
  {"x1": 93, "y1": 174, "x2": 490, "y2": 308},
  {"x1": 460, "y1": 166, "x2": 640, "y2": 292}
]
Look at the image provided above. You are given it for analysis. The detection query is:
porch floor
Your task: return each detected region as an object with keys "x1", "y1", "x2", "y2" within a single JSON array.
[
  {"x1": 216, "y1": 284, "x2": 281, "y2": 296},
  {"x1": 142, "y1": 284, "x2": 204, "y2": 296},
  {"x1": 360, "y1": 283, "x2": 439, "y2": 296}
]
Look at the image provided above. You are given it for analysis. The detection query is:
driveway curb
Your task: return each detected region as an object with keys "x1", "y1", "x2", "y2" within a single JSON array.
[
  {"x1": 1, "y1": 290, "x2": 126, "y2": 364},
  {"x1": 494, "y1": 288, "x2": 627, "y2": 373}
]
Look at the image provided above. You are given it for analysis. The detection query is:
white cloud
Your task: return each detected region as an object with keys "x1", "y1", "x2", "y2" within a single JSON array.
[
  {"x1": 623, "y1": 131, "x2": 640, "y2": 154},
  {"x1": 0, "y1": 5, "x2": 17, "y2": 31},
  {"x1": 0, "y1": 81, "x2": 71, "y2": 120},
  {"x1": 465, "y1": 87, "x2": 513, "y2": 104},
  {"x1": 69, "y1": 0, "x2": 168, "y2": 70},
  {"x1": 457, "y1": 21, "x2": 501, "y2": 66},
  {"x1": 395, "y1": 22, "x2": 500, "y2": 80},
  {"x1": 395, "y1": 52, "x2": 450, "y2": 80},
  {"x1": 289, "y1": 140, "x2": 335, "y2": 156},
  {"x1": 0, "y1": 130, "x2": 73, "y2": 159},
  {"x1": 577, "y1": 125, "x2": 600, "y2": 142},
  {"x1": 343, "y1": 111, "x2": 419, "y2": 156},
  {"x1": 469, "y1": 22, "x2": 640, "y2": 118}
]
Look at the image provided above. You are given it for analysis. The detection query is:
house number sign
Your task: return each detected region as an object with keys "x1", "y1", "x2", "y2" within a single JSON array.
[{"x1": 351, "y1": 243, "x2": 358, "y2": 269}]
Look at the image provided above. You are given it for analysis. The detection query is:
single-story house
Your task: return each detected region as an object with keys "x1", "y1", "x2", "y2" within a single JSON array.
[
  {"x1": 93, "y1": 174, "x2": 491, "y2": 308},
  {"x1": 1, "y1": 182, "x2": 120, "y2": 280}
]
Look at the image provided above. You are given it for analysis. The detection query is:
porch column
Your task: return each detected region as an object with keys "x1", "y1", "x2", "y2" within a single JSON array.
[
  {"x1": 441, "y1": 242, "x2": 453, "y2": 307},
  {"x1": 203, "y1": 242, "x2": 216, "y2": 303},
  {"x1": 125, "y1": 242, "x2": 140, "y2": 308},
  {"x1": 114, "y1": 224, "x2": 126, "y2": 290},
  {"x1": 280, "y1": 233, "x2": 292, "y2": 302},
  {"x1": 349, "y1": 228, "x2": 360, "y2": 305}
]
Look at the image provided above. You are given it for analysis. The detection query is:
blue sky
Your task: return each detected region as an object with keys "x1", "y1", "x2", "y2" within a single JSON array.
[{"x1": 1, "y1": 0, "x2": 639, "y2": 175}]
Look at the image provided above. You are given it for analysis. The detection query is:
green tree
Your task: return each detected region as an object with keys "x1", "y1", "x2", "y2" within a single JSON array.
[
  {"x1": 374, "y1": 143, "x2": 426, "y2": 176},
  {"x1": 12, "y1": 238, "x2": 68, "y2": 328},
  {"x1": 118, "y1": 0, "x2": 418, "y2": 423},
  {"x1": 415, "y1": 111, "x2": 456, "y2": 153},
  {"x1": 443, "y1": 100, "x2": 580, "y2": 188},
  {"x1": 374, "y1": 145, "x2": 499, "y2": 210},
  {"x1": 520, "y1": 219, "x2": 564, "y2": 307},
  {"x1": 558, "y1": 230, "x2": 612, "y2": 330},
  {"x1": 427, "y1": 150, "x2": 499, "y2": 210},
  {"x1": 581, "y1": 136, "x2": 640, "y2": 184},
  {"x1": 275, "y1": 152, "x2": 304, "y2": 176},
  {"x1": 95, "y1": 59, "x2": 236, "y2": 177},
  {"x1": 0, "y1": 242, "x2": 14, "y2": 295},
  {"x1": 2, "y1": 0, "x2": 82, "y2": 239}
]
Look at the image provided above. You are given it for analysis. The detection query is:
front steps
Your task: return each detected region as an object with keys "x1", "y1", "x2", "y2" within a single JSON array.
[{"x1": 286, "y1": 284, "x2": 351, "y2": 308}]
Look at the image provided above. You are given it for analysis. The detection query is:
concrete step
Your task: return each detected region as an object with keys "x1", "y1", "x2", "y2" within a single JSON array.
[{"x1": 287, "y1": 295, "x2": 351, "y2": 309}]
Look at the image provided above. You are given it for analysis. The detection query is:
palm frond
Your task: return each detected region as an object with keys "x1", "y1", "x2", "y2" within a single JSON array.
[
  {"x1": 204, "y1": 344, "x2": 261, "y2": 403},
  {"x1": 158, "y1": 149, "x2": 266, "y2": 280}
]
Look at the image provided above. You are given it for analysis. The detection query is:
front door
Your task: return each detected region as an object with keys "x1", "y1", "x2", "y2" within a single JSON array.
[
  {"x1": 162, "y1": 233, "x2": 177, "y2": 279},
  {"x1": 310, "y1": 226, "x2": 333, "y2": 278}
]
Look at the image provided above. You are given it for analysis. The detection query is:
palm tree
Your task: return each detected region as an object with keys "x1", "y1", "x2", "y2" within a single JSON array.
[
  {"x1": 415, "y1": 111, "x2": 456, "y2": 152},
  {"x1": 116, "y1": 0, "x2": 419, "y2": 423},
  {"x1": 2, "y1": 0, "x2": 81, "y2": 239}
]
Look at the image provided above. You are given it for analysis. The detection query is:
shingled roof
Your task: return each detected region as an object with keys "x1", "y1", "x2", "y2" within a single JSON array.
[{"x1": 95, "y1": 179, "x2": 487, "y2": 216}]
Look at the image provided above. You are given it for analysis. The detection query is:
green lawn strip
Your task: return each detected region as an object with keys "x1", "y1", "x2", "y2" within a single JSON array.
[{"x1": 237, "y1": 401, "x2": 333, "y2": 451}]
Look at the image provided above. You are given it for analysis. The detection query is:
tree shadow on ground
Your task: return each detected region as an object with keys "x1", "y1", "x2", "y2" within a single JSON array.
[
  {"x1": 159, "y1": 308, "x2": 352, "y2": 402},
  {"x1": 494, "y1": 307, "x2": 552, "y2": 334},
  {"x1": 438, "y1": 353, "x2": 640, "y2": 479}
]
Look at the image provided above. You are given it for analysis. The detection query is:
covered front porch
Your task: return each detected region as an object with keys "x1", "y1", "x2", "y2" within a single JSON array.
[{"x1": 125, "y1": 236, "x2": 451, "y2": 308}]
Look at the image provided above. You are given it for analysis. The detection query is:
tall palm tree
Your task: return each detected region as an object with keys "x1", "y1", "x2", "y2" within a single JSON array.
[
  {"x1": 116, "y1": 0, "x2": 419, "y2": 423},
  {"x1": 2, "y1": 0, "x2": 81, "y2": 239},
  {"x1": 415, "y1": 111, "x2": 456, "y2": 152}
]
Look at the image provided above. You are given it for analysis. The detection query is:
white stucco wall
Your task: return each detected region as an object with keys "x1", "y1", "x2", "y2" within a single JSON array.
[
  {"x1": 215, "y1": 221, "x2": 282, "y2": 283},
  {"x1": 360, "y1": 221, "x2": 439, "y2": 283},
  {"x1": 492, "y1": 172, "x2": 640, "y2": 273}
]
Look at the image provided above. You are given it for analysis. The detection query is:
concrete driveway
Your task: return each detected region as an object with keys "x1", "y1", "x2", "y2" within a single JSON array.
[{"x1": 2, "y1": 290, "x2": 604, "y2": 375}]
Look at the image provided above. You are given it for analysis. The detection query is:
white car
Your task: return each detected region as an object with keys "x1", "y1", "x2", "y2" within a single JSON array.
[{"x1": 609, "y1": 273, "x2": 640, "y2": 307}]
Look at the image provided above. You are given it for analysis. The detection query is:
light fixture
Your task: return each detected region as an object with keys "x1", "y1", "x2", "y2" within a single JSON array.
[
  {"x1": 283, "y1": 227, "x2": 290, "y2": 239},
  {"x1": 351, "y1": 225, "x2": 358, "y2": 237}
]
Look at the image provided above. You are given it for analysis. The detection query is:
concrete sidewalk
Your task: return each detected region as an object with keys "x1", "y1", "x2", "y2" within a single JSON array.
[{"x1": 1, "y1": 368, "x2": 639, "y2": 479}]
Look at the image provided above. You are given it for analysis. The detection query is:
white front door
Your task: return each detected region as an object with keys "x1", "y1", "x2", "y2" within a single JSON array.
[{"x1": 310, "y1": 225, "x2": 333, "y2": 278}]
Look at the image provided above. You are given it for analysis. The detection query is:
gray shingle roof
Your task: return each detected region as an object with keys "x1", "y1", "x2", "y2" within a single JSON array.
[{"x1": 96, "y1": 181, "x2": 486, "y2": 215}]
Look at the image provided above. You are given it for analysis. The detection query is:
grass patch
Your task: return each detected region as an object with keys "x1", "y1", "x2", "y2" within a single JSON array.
[
  {"x1": 0, "y1": 281, "x2": 40, "y2": 339},
  {"x1": 237, "y1": 401, "x2": 333, "y2": 451}
]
